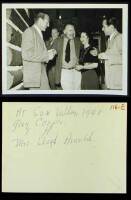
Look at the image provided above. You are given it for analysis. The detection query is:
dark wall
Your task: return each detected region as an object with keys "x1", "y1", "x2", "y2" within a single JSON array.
[{"x1": 27, "y1": 8, "x2": 122, "y2": 40}]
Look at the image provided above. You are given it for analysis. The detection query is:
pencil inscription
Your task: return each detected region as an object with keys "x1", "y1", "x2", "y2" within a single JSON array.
[{"x1": 10, "y1": 105, "x2": 104, "y2": 148}]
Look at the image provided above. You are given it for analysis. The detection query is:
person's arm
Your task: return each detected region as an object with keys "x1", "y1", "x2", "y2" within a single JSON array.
[
  {"x1": 76, "y1": 63, "x2": 98, "y2": 71},
  {"x1": 84, "y1": 62, "x2": 98, "y2": 69},
  {"x1": 99, "y1": 34, "x2": 122, "y2": 65},
  {"x1": 21, "y1": 28, "x2": 49, "y2": 63},
  {"x1": 76, "y1": 47, "x2": 98, "y2": 70}
]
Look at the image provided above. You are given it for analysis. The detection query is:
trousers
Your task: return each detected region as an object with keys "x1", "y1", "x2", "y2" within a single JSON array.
[{"x1": 61, "y1": 68, "x2": 81, "y2": 90}]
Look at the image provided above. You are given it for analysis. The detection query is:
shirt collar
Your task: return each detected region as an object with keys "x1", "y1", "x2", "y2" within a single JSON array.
[
  {"x1": 64, "y1": 36, "x2": 74, "y2": 41},
  {"x1": 64, "y1": 37, "x2": 69, "y2": 42},
  {"x1": 109, "y1": 30, "x2": 117, "y2": 41},
  {"x1": 34, "y1": 24, "x2": 43, "y2": 39}
]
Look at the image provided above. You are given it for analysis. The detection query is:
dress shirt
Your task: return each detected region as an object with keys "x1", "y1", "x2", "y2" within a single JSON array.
[{"x1": 62, "y1": 37, "x2": 78, "y2": 68}]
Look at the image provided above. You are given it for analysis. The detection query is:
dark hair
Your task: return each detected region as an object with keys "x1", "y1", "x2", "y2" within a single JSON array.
[
  {"x1": 80, "y1": 31, "x2": 95, "y2": 46},
  {"x1": 81, "y1": 31, "x2": 89, "y2": 38},
  {"x1": 80, "y1": 31, "x2": 92, "y2": 42},
  {"x1": 103, "y1": 16, "x2": 118, "y2": 29},
  {"x1": 34, "y1": 12, "x2": 49, "y2": 23},
  {"x1": 51, "y1": 27, "x2": 59, "y2": 32}
]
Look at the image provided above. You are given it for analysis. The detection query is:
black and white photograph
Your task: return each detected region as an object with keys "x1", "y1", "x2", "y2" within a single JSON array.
[
  {"x1": 2, "y1": 3, "x2": 128, "y2": 95},
  {"x1": 1, "y1": 2, "x2": 129, "y2": 196}
]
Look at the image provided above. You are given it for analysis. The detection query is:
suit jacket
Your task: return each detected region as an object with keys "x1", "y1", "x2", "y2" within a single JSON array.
[
  {"x1": 104, "y1": 31, "x2": 122, "y2": 89},
  {"x1": 52, "y1": 37, "x2": 81, "y2": 84},
  {"x1": 105, "y1": 30, "x2": 122, "y2": 65},
  {"x1": 21, "y1": 26, "x2": 49, "y2": 88}
]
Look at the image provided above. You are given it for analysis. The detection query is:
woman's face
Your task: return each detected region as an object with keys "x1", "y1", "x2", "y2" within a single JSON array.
[{"x1": 80, "y1": 32, "x2": 89, "y2": 45}]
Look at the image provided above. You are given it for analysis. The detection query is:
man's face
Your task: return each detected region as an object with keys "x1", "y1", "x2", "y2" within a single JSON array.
[
  {"x1": 102, "y1": 19, "x2": 112, "y2": 36},
  {"x1": 64, "y1": 25, "x2": 75, "y2": 40},
  {"x1": 39, "y1": 16, "x2": 49, "y2": 31},
  {"x1": 51, "y1": 29, "x2": 59, "y2": 40}
]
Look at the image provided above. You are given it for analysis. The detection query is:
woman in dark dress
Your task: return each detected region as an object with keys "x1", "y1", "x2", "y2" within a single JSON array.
[{"x1": 76, "y1": 32, "x2": 99, "y2": 90}]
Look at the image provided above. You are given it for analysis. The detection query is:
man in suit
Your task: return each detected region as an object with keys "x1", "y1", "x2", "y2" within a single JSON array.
[
  {"x1": 46, "y1": 28, "x2": 60, "y2": 89},
  {"x1": 21, "y1": 13, "x2": 56, "y2": 90},
  {"x1": 98, "y1": 17, "x2": 122, "y2": 89},
  {"x1": 53, "y1": 24, "x2": 81, "y2": 90}
]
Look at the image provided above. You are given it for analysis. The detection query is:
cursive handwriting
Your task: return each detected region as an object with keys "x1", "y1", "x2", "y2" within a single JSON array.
[
  {"x1": 64, "y1": 131, "x2": 94, "y2": 145},
  {"x1": 12, "y1": 119, "x2": 29, "y2": 135},
  {"x1": 56, "y1": 106, "x2": 78, "y2": 118},
  {"x1": 10, "y1": 105, "x2": 104, "y2": 148},
  {"x1": 12, "y1": 137, "x2": 29, "y2": 148}
]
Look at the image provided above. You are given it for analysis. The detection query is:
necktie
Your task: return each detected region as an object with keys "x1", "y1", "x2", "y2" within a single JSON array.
[{"x1": 65, "y1": 39, "x2": 70, "y2": 63}]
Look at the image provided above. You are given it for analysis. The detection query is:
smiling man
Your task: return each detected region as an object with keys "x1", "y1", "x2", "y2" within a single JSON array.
[
  {"x1": 52, "y1": 24, "x2": 81, "y2": 90},
  {"x1": 22, "y1": 12, "x2": 57, "y2": 90}
]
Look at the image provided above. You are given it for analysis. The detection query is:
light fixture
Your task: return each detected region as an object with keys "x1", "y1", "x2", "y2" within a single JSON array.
[{"x1": 59, "y1": 15, "x2": 62, "y2": 19}]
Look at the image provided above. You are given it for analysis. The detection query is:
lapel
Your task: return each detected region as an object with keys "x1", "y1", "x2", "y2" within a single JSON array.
[
  {"x1": 32, "y1": 26, "x2": 48, "y2": 53},
  {"x1": 108, "y1": 31, "x2": 119, "y2": 49},
  {"x1": 74, "y1": 37, "x2": 80, "y2": 58},
  {"x1": 59, "y1": 37, "x2": 64, "y2": 65},
  {"x1": 32, "y1": 26, "x2": 44, "y2": 44}
]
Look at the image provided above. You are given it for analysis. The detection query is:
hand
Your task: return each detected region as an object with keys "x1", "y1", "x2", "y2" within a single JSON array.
[
  {"x1": 75, "y1": 65, "x2": 84, "y2": 71},
  {"x1": 90, "y1": 47, "x2": 98, "y2": 56},
  {"x1": 48, "y1": 49, "x2": 57, "y2": 60},
  {"x1": 48, "y1": 50, "x2": 54, "y2": 60},
  {"x1": 98, "y1": 52, "x2": 108, "y2": 60},
  {"x1": 52, "y1": 48, "x2": 57, "y2": 55}
]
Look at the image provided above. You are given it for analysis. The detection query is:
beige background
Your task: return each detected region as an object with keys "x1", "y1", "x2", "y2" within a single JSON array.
[{"x1": 2, "y1": 102, "x2": 127, "y2": 193}]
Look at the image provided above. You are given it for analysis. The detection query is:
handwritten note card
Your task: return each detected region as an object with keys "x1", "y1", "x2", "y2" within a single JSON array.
[{"x1": 2, "y1": 102, "x2": 127, "y2": 193}]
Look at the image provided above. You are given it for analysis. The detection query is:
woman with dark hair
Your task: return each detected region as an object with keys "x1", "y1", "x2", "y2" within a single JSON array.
[{"x1": 76, "y1": 32, "x2": 99, "y2": 90}]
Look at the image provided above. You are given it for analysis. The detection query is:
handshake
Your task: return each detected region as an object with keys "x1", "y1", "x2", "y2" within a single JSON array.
[{"x1": 48, "y1": 49, "x2": 57, "y2": 61}]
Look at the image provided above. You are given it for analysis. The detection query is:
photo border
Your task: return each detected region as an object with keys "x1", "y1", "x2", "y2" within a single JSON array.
[{"x1": 2, "y1": 3, "x2": 128, "y2": 95}]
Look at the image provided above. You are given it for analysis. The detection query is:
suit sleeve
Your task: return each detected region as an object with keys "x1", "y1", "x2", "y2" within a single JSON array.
[
  {"x1": 21, "y1": 28, "x2": 49, "y2": 63},
  {"x1": 105, "y1": 34, "x2": 122, "y2": 65},
  {"x1": 51, "y1": 38, "x2": 59, "y2": 52}
]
